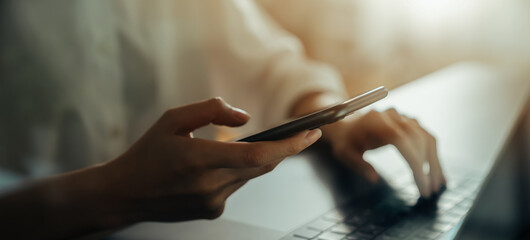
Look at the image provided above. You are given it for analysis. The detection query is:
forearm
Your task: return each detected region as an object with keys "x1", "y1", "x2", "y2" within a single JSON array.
[{"x1": 0, "y1": 164, "x2": 132, "y2": 239}]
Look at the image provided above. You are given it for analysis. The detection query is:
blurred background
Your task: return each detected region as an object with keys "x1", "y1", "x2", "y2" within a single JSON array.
[
  {"x1": 0, "y1": 1, "x2": 528, "y2": 238},
  {"x1": 258, "y1": 0, "x2": 530, "y2": 95},
  {"x1": 1, "y1": 0, "x2": 529, "y2": 179}
]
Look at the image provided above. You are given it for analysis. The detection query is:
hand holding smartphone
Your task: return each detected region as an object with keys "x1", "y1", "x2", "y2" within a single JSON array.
[{"x1": 238, "y1": 86, "x2": 388, "y2": 142}]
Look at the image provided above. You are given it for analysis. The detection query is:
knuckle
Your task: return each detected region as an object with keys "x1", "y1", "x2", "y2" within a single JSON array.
[
  {"x1": 385, "y1": 108, "x2": 398, "y2": 114},
  {"x1": 363, "y1": 110, "x2": 382, "y2": 123},
  {"x1": 162, "y1": 108, "x2": 178, "y2": 122},
  {"x1": 194, "y1": 177, "x2": 217, "y2": 196},
  {"x1": 285, "y1": 141, "x2": 302, "y2": 156},
  {"x1": 384, "y1": 125, "x2": 401, "y2": 139},
  {"x1": 384, "y1": 109, "x2": 399, "y2": 119},
  {"x1": 208, "y1": 97, "x2": 225, "y2": 108},
  {"x1": 394, "y1": 130, "x2": 409, "y2": 143},
  {"x1": 427, "y1": 133, "x2": 436, "y2": 144},
  {"x1": 366, "y1": 110, "x2": 379, "y2": 117},
  {"x1": 196, "y1": 188, "x2": 225, "y2": 219},
  {"x1": 201, "y1": 185, "x2": 217, "y2": 197},
  {"x1": 408, "y1": 119, "x2": 421, "y2": 130},
  {"x1": 385, "y1": 109, "x2": 406, "y2": 123},
  {"x1": 396, "y1": 119, "x2": 412, "y2": 132},
  {"x1": 232, "y1": 176, "x2": 245, "y2": 184},
  {"x1": 262, "y1": 163, "x2": 276, "y2": 174},
  {"x1": 203, "y1": 201, "x2": 225, "y2": 220},
  {"x1": 178, "y1": 140, "x2": 199, "y2": 166}
]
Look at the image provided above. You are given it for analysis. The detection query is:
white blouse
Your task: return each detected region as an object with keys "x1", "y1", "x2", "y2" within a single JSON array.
[{"x1": 2, "y1": 0, "x2": 346, "y2": 178}]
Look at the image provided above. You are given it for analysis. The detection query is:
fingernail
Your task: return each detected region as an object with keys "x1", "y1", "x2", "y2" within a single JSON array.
[
  {"x1": 232, "y1": 108, "x2": 250, "y2": 122},
  {"x1": 305, "y1": 129, "x2": 322, "y2": 143}
]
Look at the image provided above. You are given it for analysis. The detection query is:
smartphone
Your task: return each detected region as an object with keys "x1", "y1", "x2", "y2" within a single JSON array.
[{"x1": 238, "y1": 86, "x2": 388, "y2": 142}]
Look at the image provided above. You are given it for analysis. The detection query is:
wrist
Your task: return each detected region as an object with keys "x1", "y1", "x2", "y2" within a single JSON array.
[
  {"x1": 50, "y1": 162, "x2": 139, "y2": 232},
  {"x1": 89, "y1": 161, "x2": 142, "y2": 228}
]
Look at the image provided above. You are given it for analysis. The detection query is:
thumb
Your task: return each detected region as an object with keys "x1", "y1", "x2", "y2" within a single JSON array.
[{"x1": 162, "y1": 97, "x2": 250, "y2": 134}]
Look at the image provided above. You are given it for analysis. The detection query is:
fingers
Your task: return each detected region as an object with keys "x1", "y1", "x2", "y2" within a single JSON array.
[
  {"x1": 243, "y1": 129, "x2": 322, "y2": 164},
  {"x1": 422, "y1": 128, "x2": 446, "y2": 192},
  {"x1": 192, "y1": 129, "x2": 322, "y2": 169},
  {"x1": 391, "y1": 129, "x2": 433, "y2": 198},
  {"x1": 405, "y1": 117, "x2": 446, "y2": 195},
  {"x1": 375, "y1": 109, "x2": 445, "y2": 197},
  {"x1": 161, "y1": 97, "x2": 250, "y2": 134}
]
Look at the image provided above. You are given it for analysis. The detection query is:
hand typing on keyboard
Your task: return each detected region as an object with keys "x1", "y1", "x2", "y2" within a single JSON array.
[
  {"x1": 284, "y1": 176, "x2": 479, "y2": 240},
  {"x1": 321, "y1": 109, "x2": 447, "y2": 198}
]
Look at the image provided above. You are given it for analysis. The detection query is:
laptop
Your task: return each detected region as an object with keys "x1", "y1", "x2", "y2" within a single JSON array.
[
  {"x1": 278, "y1": 135, "x2": 526, "y2": 240},
  {"x1": 109, "y1": 62, "x2": 529, "y2": 240}
]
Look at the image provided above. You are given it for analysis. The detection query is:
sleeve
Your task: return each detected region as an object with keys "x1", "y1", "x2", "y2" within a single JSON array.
[{"x1": 202, "y1": 0, "x2": 348, "y2": 132}]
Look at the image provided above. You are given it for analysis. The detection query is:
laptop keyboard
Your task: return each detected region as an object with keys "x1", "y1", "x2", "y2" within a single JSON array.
[{"x1": 281, "y1": 175, "x2": 480, "y2": 240}]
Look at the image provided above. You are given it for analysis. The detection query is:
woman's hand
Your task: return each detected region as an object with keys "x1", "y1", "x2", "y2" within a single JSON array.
[
  {"x1": 322, "y1": 109, "x2": 446, "y2": 198},
  {"x1": 102, "y1": 97, "x2": 322, "y2": 223},
  {"x1": 0, "y1": 97, "x2": 322, "y2": 240}
]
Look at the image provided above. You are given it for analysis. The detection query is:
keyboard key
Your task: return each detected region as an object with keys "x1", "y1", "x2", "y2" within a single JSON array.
[
  {"x1": 409, "y1": 236, "x2": 432, "y2": 240},
  {"x1": 458, "y1": 199, "x2": 473, "y2": 208},
  {"x1": 415, "y1": 229, "x2": 442, "y2": 239},
  {"x1": 357, "y1": 224, "x2": 385, "y2": 236},
  {"x1": 440, "y1": 191, "x2": 466, "y2": 202},
  {"x1": 439, "y1": 192, "x2": 463, "y2": 202},
  {"x1": 460, "y1": 179, "x2": 480, "y2": 189},
  {"x1": 435, "y1": 214, "x2": 460, "y2": 224},
  {"x1": 437, "y1": 199, "x2": 458, "y2": 212},
  {"x1": 344, "y1": 236, "x2": 371, "y2": 240},
  {"x1": 324, "y1": 210, "x2": 347, "y2": 222},
  {"x1": 285, "y1": 237, "x2": 309, "y2": 240},
  {"x1": 345, "y1": 215, "x2": 365, "y2": 226},
  {"x1": 451, "y1": 185, "x2": 474, "y2": 194},
  {"x1": 374, "y1": 235, "x2": 400, "y2": 240},
  {"x1": 372, "y1": 213, "x2": 401, "y2": 228},
  {"x1": 307, "y1": 218, "x2": 337, "y2": 231},
  {"x1": 448, "y1": 205, "x2": 468, "y2": 216},
  {"x1": 383, "y1": 228, "x2": 411, "y2": 238},
  {"x1": 317, "y1": 231, "x2": 347, "y2": 240},
  {"x1": 429, "y1": 222, "x2": 453, "y2": 232},
  {"x1": 330, "y1": 223, "x2": 357, "y2": 234},
  {"x1": 282, "y1": 176, "x2": 476, "y2": 240},
  {"x1": 293, "y1": 228, "x2": 321, "y2": 239},
  {"x1": 392, "y1": 218, "x2": 421, "y2": 229},
  {"x1": 346, "y1": 231, "x2": 374, "y2": 240}
]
